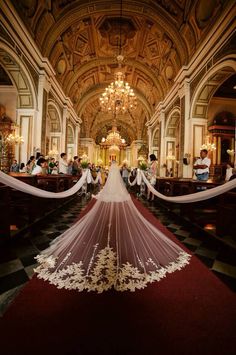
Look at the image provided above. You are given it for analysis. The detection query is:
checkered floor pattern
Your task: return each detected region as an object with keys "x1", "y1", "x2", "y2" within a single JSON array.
[{"x1": 0, "y1": 194, "x2": 235, "y2": 316}]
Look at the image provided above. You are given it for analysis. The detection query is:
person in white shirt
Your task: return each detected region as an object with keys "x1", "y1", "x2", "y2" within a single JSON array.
[
  {"x1": 31, "y1": 158, "x2": 47, "y2": 175},
  {"x1": 59, "y1": 153, "x2": 68, "y2": 174},
  {"x1": 193, "y1": 149, "x2": 211, "y2": 181}
]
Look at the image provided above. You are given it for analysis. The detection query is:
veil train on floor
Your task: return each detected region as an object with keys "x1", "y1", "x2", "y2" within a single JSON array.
[{"x1": 35, "y1": 162, "x2": 191, "y2": 293}]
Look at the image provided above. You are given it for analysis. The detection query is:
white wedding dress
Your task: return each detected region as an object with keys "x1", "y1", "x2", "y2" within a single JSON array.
[{"x1": 35, "y1": 162, "x2": 191, "y2": 293}]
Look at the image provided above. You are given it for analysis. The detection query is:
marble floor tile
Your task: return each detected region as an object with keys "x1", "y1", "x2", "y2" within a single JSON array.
[
  {"x1": 0, "y1": 259, "x2": 24, "y2": 278},
  {"x1": 194, "y1": 247, "x2": 219, "y2": 260},
  {"x1": 212, "y1": 260, "x2": 236, "y2": 279},
  {"x1": 183, "y1": 237, "x2": 202, "y2": 247},
  {"x1": 174, "y1": 230, "x2": 190, "y2": 237}
]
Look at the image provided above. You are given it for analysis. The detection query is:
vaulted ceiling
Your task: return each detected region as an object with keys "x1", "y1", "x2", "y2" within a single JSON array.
[{"x1": 10, "y1": 0, "x2": 228, "y2": 143}]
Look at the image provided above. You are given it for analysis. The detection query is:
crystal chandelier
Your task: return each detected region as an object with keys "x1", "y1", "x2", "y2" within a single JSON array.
[
  {"x1": 100, "y1": 56, "x2": 137, "y2": 114},
  {"x1": 99, "y1": 0, "x2": 137, "y2": 114},
  {"x1": 6, "y1": 133, "x2": 24, "y2": 144},
  {"x1": 200, "y1": 136, "x2": 216, "y2": 151},
  {"x1": 100, "y1": 121, "x2": 126, "y2": 151}
]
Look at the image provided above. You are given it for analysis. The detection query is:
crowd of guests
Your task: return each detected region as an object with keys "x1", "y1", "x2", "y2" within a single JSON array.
[
  {"x1": 10, "y1": 151, "x2": 236, "y2": 183},
  {"x1": 10, "y1": 153, "x2": 84, "y2": 177}
]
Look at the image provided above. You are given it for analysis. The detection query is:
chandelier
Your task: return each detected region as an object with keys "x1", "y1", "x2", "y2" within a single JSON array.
[
  {"x1": 100, "y1": 121, "x2": 126, "y2": 152},
  {"x1": 99, "y1": 0, "x2": 137, "y2": 114},
  {"x1": 100, "y1": 56, "x2": 137, "y2": 114},
  {"x1": 200, "y1": 136, "x2": 216, "y2": 151},
  {"x1": 6, "y1": 133, "x2": 24, "y2": 144},
  {"x1": 99, "y1": 72, "x2": 136, "y2": 113}
]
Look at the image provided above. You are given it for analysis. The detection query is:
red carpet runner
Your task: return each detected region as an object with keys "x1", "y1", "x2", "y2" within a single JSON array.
[{"x1": 0, "y1": 198, "x2": 235, "y2": 355}]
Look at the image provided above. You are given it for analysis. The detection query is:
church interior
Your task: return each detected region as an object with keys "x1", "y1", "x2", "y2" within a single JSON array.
[{"x1": 0, "y1": 1, "x2": 236, "y2": 354}]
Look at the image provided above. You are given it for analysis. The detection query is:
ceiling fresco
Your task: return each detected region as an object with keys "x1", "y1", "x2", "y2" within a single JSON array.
[{"x1": 10, "y1": 0, "x2": 228, "y2": 142}]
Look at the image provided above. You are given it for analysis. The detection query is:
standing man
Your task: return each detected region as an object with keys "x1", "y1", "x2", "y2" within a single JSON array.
[
  {"x1": 193, "y1": 149, "x2": 211, "y2": 181},
  {"x1": 59, "y1": 153, "x2": 68, "y2": 174}
]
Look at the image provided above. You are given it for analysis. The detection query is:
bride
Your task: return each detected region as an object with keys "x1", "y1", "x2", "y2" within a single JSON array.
[{"x1": 35, "y1": 161, "x2": 191, "y2": 293}]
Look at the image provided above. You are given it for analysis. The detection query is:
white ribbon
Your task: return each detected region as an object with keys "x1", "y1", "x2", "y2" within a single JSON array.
[
  {"x1": 128, "y1": 174, "x2": 137, "y2": 186},
  {"x1": 91, "y1": 171, "x2": 103, "y2": 185},
  {"x1": 140, "y1": 171, "x2": 236, "y2": 203},
  {"x1": 136, "y1": 169, "x2": 143, "y2": 186},
  {"x1": 0, "y1": 170, "x2": 88, "y2": 199}
]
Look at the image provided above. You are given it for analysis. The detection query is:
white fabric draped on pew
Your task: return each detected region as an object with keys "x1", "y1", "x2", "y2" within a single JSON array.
[
  {"x1": 140, "y1": 171, "x2": 236, "y2": 203},
  {"x1": 0, "y1": 170, "x2": 88, "y2": 199}
]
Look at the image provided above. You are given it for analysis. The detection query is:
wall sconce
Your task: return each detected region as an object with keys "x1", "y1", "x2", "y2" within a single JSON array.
[{"x1": 183, "y1": 153, "x2": 191, "y2": 165}]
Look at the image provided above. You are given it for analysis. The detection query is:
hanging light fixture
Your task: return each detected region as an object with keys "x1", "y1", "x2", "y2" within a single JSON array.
[
  {"x1": 99, "y1": 0, "x2": 137, "y2": 114},
  {"x1": 100, "y1": 120, "x2": 126, "y2": 150},
  {"x1": 200, "y1": 135, "x2": 216, "y2": 151}
]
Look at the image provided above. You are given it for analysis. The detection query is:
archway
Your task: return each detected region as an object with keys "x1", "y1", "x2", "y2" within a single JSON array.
[
  {"x1": 164, "y1": 109, "x2": 180, "y2": 177},
  {"x1": 0, "y1": 43, "x2": 37, "y2": 166},
  {"x1": 67, "y1": 124, "x2": 75, "y2": 160},
  {"x1": 46, "y1": 102, "x2": 62, "y2": 159},
  {"x1": 190, "y1": 59, "x2": 236, "y2": 177}
]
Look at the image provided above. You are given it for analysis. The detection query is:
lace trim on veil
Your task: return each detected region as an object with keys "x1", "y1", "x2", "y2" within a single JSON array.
[{"x1": 35, "y1": 248, "x2": 190, "y2": 293}]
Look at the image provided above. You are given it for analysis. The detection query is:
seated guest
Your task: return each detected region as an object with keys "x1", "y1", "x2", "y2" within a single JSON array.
[
  {"x1": 59, "y1": 153, "x2": 68, "y2": 174},
  {"x1": 19, "y1": 163, "x2": 26, "y2": 173},
  {"x1": 10, "y1": 159, "x2": 20, "y2": 172},
  {"x1": 31, "y1": 158, "x2": 47, "y2": 175},
  {"x1": 68, "y1": 160, "x2": 73, "y2": 175},
  {"x1": 48, "y1": 158, "x2": 56, "y2": 174},
  {"x1": 26, "y1": 156, "x2": 36, "y2": 173},
  {"x1": 72, "y1": 156, "x2": 81, "y2": 176},
  {"x1": 193, "y1": 149, "x2": 211, "y2": 181}
]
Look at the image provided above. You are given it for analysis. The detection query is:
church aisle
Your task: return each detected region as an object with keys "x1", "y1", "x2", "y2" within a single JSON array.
[
  {"x1": 0, "y1": 197, "x2": 235, "y2": 355},
  {"x1": 1, "y1": 194, "x2": 236, "y2": 317}
]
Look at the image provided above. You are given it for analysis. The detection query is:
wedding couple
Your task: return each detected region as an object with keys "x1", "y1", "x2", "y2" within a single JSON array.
[{"x1": 35, "y1": 161, "x2": 191, "y2": 293}]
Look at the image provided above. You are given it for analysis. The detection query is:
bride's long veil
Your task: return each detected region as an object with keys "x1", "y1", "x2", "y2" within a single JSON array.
[{"x1": 35, "y1": 162, "x2": 190, "y2": 292}]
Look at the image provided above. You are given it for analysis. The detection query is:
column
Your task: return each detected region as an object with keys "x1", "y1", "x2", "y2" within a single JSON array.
[
  {"x1": 217, "y1": 136, "x2": 221, "y2": 165},
  {"x1": 231, "y1": 137, "x2": 234, "y2": 165},
  {"x1": 147, "y1": 127, "x2": 152, "y2": 155},
  {"x1": 36, "y1": 74, "x2": 51, "y2": 155},
  {"x1": 16, "y1": 108, "x2": 37, "y2": 164},
  {"x1": 181, "y1": 80, "x2": 192, "y2": 178},
  {"x1": 61, "y1": 107, "x2": 68, "y2": 153},
  {"x1": 159, "y1": 111, "x2": 165, "y2": 177},
  {"x1": 130, "y1": 140, "x2": 143, "y2": 167},
  {"x1": 213, "y1": 136, "x2": 217, "y2": 165},
  {"x1": 74, "y1": 125, "x2": 80, "y2": 156}
]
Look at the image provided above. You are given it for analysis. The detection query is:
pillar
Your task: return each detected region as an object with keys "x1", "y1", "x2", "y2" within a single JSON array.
[{"x1": 217, "y1": 136, "x2": 221, "y2": 165}]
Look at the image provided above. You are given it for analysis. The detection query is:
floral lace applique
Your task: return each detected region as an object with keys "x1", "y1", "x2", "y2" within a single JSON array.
[{"x1": 35, "y1": 246, "x2": 191, "y2": 293}]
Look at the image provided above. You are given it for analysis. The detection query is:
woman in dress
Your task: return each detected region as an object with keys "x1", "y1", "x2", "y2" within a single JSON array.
[
  {"x1": 35, "y1": 161, "x2": 190, "y2": 293},
  {"x1": 147, "y1": 154, "x2": 158, "y2": 201}
]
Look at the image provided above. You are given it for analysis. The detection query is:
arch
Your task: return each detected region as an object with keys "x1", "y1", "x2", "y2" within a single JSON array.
[
  {"x1": 47, "y1": 100, "x2": 62, "y2": 133},
  {"x1": 190, "y1": 58, "x2": 236, "y2": 120},
  {"x1": 152, "y1": 125, "x2": 160, "y2": 147},
  {"x1": 165, "y1": 107, "x2": 181, "y2": 138},
  {"x1": 66, "y1": 123, "x2": 75, "y2": 160},
  {"x1": 46, "y1": 100, "x2": 63, "y2": 156},
  {"x1": 0, "y1": 41, "x2": 37, "y2": 110},
  {"x1": 64, "y1": 57, "x2": 164, "y2": 100},
  {"x1": 76, "y1": 83, "x2": 153, "y2": 119},
  {"x1": 67, "y1": 124, "x2": 75, "y2": 144}
]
